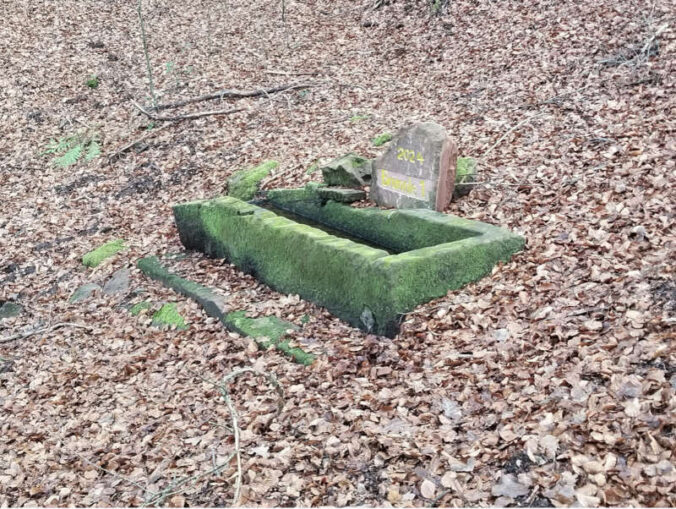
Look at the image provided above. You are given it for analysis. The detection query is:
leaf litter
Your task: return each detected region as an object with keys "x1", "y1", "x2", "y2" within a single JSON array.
[{"x1": 0, "y1": 0, "x2": 674, "y2": 506}]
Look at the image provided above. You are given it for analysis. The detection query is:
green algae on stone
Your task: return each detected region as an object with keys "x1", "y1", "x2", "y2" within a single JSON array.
[
  {"x1": 223, "y1": 311, "x2": 314, "y2": 365},
  {"x1": 372, "y1": 132, "x2": 393, "y2": 147},
  {"x1": 152, "y1": 303, "x2": 187, "y2": 329},
  {"x1": 454, "y1": 157, "x2": 477, "y2": 198},
  {"x1": 137, "y1": 256, "x2": 229, "y2": 321},
  {"x1": 82, "y1": 239, "x2": 125, "y2": 268},
  {"x1": 130, "y1": 301, "x2": 152, "y2": 316},
  {"x1": 227, "y1": 160, "x2": 279, "y2": 201}
]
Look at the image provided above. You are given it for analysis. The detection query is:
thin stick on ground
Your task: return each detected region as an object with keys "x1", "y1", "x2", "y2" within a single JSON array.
[
  {"x1": 0, "y1": 322, "x2": 93, "y2": 344},
  {"x1": 132, "y1": 101, "x2": 247, "y2": 122},
  {"x1": 107, "y1": 123, "x2": 171, "y2": 163},
  {"x1": 218, "y1": 367, "x2": 284, "y2": 506},
  {"x1": 137, "y1": 0, "x2": 157, "y2": 108},
  {"x1": 480, "y1": 112, "x2": 545, "y2": 159},
  {"x1": 154, "y1": 83, "x2": 313, "y2": 111}
]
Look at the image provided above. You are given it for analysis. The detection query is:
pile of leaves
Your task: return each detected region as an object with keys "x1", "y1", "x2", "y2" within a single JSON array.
[{"x1": 0, "y1": 0, "x2": 673, "y2": 506}]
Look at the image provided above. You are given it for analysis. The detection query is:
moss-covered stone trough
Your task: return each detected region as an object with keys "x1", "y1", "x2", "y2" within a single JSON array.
[{"x1": 173, "y1": 184, "x2": 524, "y2": 337}]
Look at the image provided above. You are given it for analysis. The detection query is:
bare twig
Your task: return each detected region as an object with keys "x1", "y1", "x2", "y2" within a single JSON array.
[
  {"x1": 218, "y1": 367, "x2": 284, "y2": 506},
  {"x1": 481, "y1": 112, "x2": 545, "y2": 159},
  {"x1": 154, "y1": 83, "x2": 313, "y2": 111},
  {"x1": 107, "y1": 123, "x2": 171, "y2": 163},
  {"x1": 0, "y1": 322, "x2": 92, "y2": 344},
  {"x1": 132, "y1": 101, "x2": 247, "y2": 122},
  {"x1": 136, "y1": 0, "x2": 157, "y2": 108}
]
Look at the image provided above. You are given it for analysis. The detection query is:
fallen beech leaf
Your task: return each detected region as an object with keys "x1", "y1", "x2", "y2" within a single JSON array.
[{"x1": 420, "y1": 479, "x2": 436, "y2": 499}]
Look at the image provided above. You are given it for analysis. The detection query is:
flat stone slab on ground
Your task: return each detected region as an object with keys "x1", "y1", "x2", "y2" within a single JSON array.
[
  {"x1": 371, "y1": 122, "x2": 457, "y2": 211},
  {"x1": 70, "y1": 283, "x2": 101, "y2": 303},
  {"x1": 317, "y1": 187, "x2": 366, "y2": 203},
  {"x1": 0, "y1": 302, "x2": 22, "y2": 319},
  {"x1": 103, "y1": 268, "x2": 131, "y2": 295}
]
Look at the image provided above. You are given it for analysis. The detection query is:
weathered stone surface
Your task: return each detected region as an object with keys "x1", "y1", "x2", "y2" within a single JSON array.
[
  {"x1": 321, "y1": 154, "x2": 372, "y2": 188},
  {"x1": 82, "y1": 239, "x2": 126, "y2": 268},
  {"x1": 103, "y1": 268, "x2": 131, "y2": 295},
  {"x1": 0, "y1": 301, "x2": 22, "y2": 319},
  {"x1": 137, "y1": 256, "x2": 229, "y2": 321},
  {"x1": 227, "y1": 160, "x2": 278, "y2": 201},
  {"x1": 174, "y1": 190, "x2": 524, "y2": 337},
  {"x1": 371, "y1": 122, "x2": 457, "y2": 211},
  {"x1": 69, "y1": 283, "x2": 101, "y2": 303},
  {"x1": 317, "y1": 187, "x2": 366, "y2": 203},
  {"x1": 454, "y1": 157, "x2": 477, "y2": 198}
]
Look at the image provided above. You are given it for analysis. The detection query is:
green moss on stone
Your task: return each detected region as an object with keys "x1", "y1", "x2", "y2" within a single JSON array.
[
  {"x1": 130, "y1": 301, "x2": 152, "y2": 316},
  {"x1": 223, "y1": 310, "x2": 314, "y2": 365},
  {"x1": 454, "y1": 157, "x2": 478, "y2": 198},
  {"x1": 173, "y1": 193, "x2": 524, "y2": 337},
  {"x1": 227, "y1": 160, "x2": 279, "y2": 201},
  {"x1": 82, "y1": 239, "x2": 125, "y2": 268},
  {"x1": 372, "y1": 132, "x2": 393, "y2": 147},
  {"x1": 152, "y1": 303, "x2": 187, "y2": 329}
]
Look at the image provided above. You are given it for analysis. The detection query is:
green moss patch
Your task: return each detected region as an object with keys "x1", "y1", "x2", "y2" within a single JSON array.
[
  {"x1": 227, "y1": 160, "x2": 278, "y2": 201},
  {"x1": 455, "y1": 157, "x2": 477, "y2": 198},
  {"x1": 130, "y1": 301, "x2": 152, "y2": 316},
  {"x1": 372, "y1": 132, "x2": 393, "y2": 147},
  {"x1": 82, "y1": 239, "x2": 125, "y2": 268},
  {"x1": 152, "y1": 303, "x2": 187, "y2": 329},
  {"x1": 223, "y1": 311, "x2": 314, "y2": 365}
]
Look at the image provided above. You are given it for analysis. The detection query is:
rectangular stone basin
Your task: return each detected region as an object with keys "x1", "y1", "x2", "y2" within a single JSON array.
[{"x1": 173, "y1": 185, "x2": 524, "y2": 337}]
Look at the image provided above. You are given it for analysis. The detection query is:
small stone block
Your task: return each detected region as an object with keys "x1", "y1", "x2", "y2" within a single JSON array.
[
  {"x1": 371, "y1": 122, "x2": 457, "y2": 211},
  {"x1": 317, "y1": 187, "x2": 366, "y2": 203}
]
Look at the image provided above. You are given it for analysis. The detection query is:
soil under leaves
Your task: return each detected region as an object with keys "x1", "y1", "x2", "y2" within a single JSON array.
[{"x1": 1, "y1": 0, "x2": 674, "y2": 506}]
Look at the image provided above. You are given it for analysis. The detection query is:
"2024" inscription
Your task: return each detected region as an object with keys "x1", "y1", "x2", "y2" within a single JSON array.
[{"x1": 396, "y1": 147, "x2": 425, "y2": 165}]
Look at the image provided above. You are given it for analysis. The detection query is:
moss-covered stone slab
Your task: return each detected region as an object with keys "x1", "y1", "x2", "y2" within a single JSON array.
[
  {"x1": 321, "y1": 154, "x2": 372, "y2": 188},
  {"x1": 454, "y1": 157, "x2": 477, "y2": 198},
  {"x1": 138, "y1": 256, "x2": 229, "y2": 321},
  {"x1": 227, "y1": 160, "x2": 278, "y2": 201},
  {"x1": 137, "y1": 256, "x2": 314, "y2": 364},
  {"x1": 223, "y1": 311, "x2": 314, "y2": 365},
  {"x1": 152, "y1": 303, "x2": 187, "y2": 329},
  {"x1": 82, "y1": 239, "x2": 125, "y2": 268},
  {"x1": 69, "y1": 283, "x2": 101, "y2": 303},
  {"x1": 173, "y1": 187, "x2": 524, "y2": 337},
  {"x1": 317, "y1": 187, "x2": 366, "y2": 203}
]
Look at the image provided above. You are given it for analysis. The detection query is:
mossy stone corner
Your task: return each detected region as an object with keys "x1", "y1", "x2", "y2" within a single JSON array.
[
  {"x1": 130, "y1": 301, "x2": 152, "y2": 316},
  {"x1": 82, "y1": 239, "x2": 125, "y2": 268},
  {"x1": 173, "y1": 187, "x2": 524, "y2": 337},
  {"x1": 321, "y1": 154, "x2": 372, "y2": 188},
  {"x1": 152, "y1": 303, "x2": 187, "y2": 329},
  {"x1": 454, "y1": 157, "x2": 477, "y2": 198},
  {"x1": 227, "y1": 160, "x2": 279, "y2": 201},
  {"x1": 317, "y1": 187, "x2": 366, "y2": 203}
]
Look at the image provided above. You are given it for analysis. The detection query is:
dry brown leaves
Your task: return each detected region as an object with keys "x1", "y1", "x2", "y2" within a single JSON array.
[{"x1": 1, "y1": 0, "x2": 674, "y2": 506}]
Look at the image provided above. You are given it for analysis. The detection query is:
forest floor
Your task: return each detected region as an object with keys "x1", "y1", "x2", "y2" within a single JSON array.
[{"x1": 1, "y1": 0, "x2": 674, "y2": 506}]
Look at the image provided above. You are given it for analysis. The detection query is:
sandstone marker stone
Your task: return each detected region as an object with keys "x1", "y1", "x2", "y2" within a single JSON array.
[{"x1": 371, "y1": 122, "x2": 457, "y2": 211}]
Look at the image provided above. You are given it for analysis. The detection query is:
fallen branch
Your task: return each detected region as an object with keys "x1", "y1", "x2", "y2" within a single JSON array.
[
  {"x1": 154, "y1": 83, "x2": 313, "y2": 111},
  {"x1": 481, "y1": 112, "x2": 545, "y2": 159},
  {"x1": 0, "y1": 322, "x2": 92, "y2": 344},
  {"x1": 107, "y1": 123, "x2": 171, "y2": 163},
  {"x1": 132, "y1": 101, "x2": 247, "y2": 122},
  {"x1": 219, "y1": 367, "x2": 284, "y2": 506}
]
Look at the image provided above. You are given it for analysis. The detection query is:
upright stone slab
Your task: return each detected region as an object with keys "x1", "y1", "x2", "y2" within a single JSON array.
[{"x1": 371, "y1": 122, "x2": 457, "y2": 211}]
